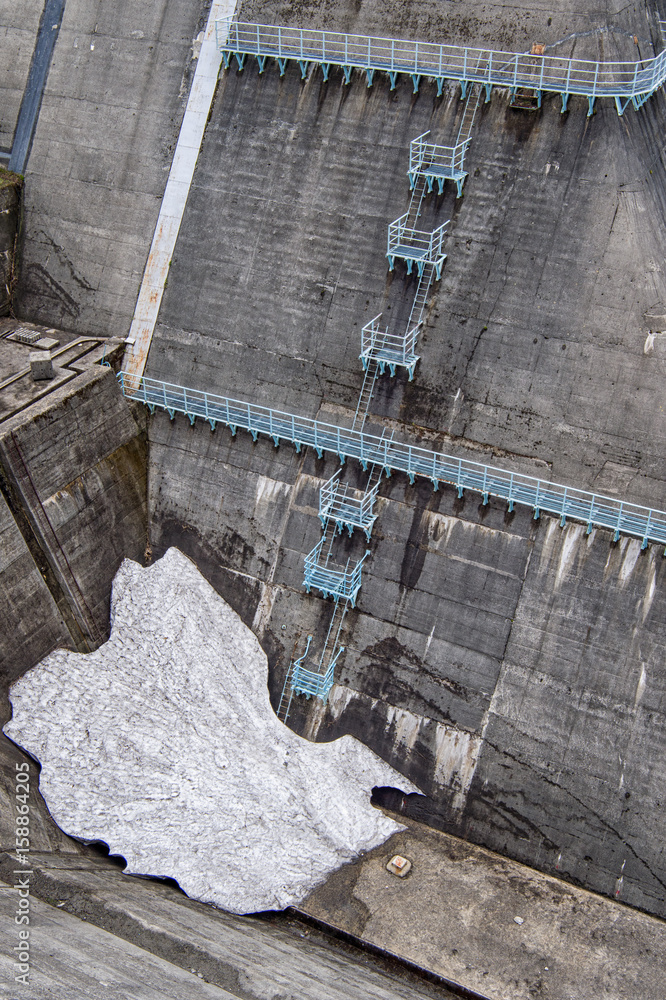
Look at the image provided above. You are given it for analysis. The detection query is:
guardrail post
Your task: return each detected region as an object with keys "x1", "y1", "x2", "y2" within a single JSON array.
[{"x1": 614, "y1": 503, "x2": 623, "y2": 542}]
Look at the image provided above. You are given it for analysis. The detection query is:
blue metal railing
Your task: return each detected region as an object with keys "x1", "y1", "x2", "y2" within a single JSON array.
[
  {"x1": 387, "y1": 215, "x2": 449, "y2": 279},
  {"x1": 292, "y1": 655, "x2": 339, "y2": 700},
  {"x1": 319, "y1": 472, "x2": 379, "y2": 539},
  {"x1": 117, "y1": 372, "x2": 666, "y2": 547},
  {"x1": 409, "y1": 132, "x2": 471, "y2": 198},
  {"x1": 216, "y1": 20, "x2": 666, "y2": 115},
  {"x1": 360, "y1": 313, "x2": 420, "y2": 379},
  {"x1": 303, "y1": 538, "x2": 370, "y2": 605}
]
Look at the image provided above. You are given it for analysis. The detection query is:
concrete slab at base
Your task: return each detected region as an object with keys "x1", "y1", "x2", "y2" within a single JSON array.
[{"x1": 300, "y1": 814, "x2": 666, "y2": 1000}]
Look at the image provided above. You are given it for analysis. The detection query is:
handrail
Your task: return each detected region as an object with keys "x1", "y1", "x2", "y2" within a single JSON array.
[
  {"x1": 216, "y1": 20, "x2": 666, "y2": 107},
  {"x1": 117, "y1": 372, "x2": 666, "y2": 547},
  {"x1": 388, "y1": 214, "x2": 448, "y2": 262},
  {"x1": 410, "y1": 131, "x2": 470, "y2": 176}
]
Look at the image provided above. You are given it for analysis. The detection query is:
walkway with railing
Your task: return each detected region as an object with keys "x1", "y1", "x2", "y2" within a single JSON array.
[
  {"x1": 117, "y1": 372, "x2": 666, "y2": 547},
  {"x1": 217, "y1": 19, "x2": 666, "y2": 115}
]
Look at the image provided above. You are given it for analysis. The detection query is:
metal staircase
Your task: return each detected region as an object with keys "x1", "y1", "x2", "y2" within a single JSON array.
[
  {"x1": 457, "y1": 82, "x2": 485, "y2": 144},
  {"x1": 406, "y1": 263, "x2": 435, "y2": 332},
  {"x1": 352, "y1": 359, "x2": 380, "y2": 431}
]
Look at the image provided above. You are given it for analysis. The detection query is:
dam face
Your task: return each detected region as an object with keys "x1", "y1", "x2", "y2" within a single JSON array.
[{"x1": 2, "y1": 0, "x2": 666, "y2": 926}]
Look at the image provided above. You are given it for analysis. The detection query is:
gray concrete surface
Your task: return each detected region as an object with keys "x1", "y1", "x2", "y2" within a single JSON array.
[
  {"x1": 146, "y1": 412, "x2": 666, "y2": 916},
  {"x1": 0, "y1": 885, "x2": 241, "y2": 999},
  {"x1": 4, "y1": 0, "x2": 665, "y2": 939},
  {"x1": 0, "y1": 0, "x2": 43, "y2": 152},
  {"x1": 8, "y1": 0, "x2": 65, "y2": 174},
  {"x1": 0, "y1": 851, "x2": 457, "y2": 1000},
  {"x1": 301, "y1": 813, "x2": 666, "y2": 1000},
  {"x1": 134, "y1": 0, "x2": 666, "y2": 918},
  {"x1": 14, "y1": 0, "x2": 209, "y2": 335},
  {"x1": 0, "y1": 361, "x2": 147, "y2": 701}
]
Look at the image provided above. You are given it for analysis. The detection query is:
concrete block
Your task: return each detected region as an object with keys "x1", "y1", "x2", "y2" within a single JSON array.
[{"x1": 29, "y1": 351, "x2": 54, "y2": 380}]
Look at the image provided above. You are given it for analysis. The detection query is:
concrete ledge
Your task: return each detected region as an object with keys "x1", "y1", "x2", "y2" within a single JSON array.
[
  {"x1": 0, "y1": 850, "x2": 456, "y2": 1000},
  {"x1": 300, "y1": 815, "x2": 666, "y2": 1000}
]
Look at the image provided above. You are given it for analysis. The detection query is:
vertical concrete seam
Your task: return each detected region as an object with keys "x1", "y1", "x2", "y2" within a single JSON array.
[
  {"x1": 0, "y1": 432, "x2": 103, "y2": 650},
  {"x1": 122, "y1": 0, "x2": 237, "y2": 377}
]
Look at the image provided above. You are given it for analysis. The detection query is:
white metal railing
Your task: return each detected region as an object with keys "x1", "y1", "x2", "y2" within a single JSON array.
[
  {"x1": 216, "y1": 20, "x2": 666, "y2": 107},
  {"x1": 117, "y1": 373, "x2": 666, "y2": 547}
]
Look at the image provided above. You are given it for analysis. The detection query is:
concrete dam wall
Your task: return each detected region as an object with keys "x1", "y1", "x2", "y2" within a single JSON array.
[
  {"x1": 0, "y1": 365, "x2": 147, "y2": 710},
  {"x1": 4, "y1": 0, "x2": 666, "y2": 923}
]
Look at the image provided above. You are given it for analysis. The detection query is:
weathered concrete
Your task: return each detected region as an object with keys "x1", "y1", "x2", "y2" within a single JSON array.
[
  {"x1": 4, "y1": 0, "x2": 666, "y2": 939},
  {"x1": 0, "y1": 0, "x2": 43, "y2": 152},
  {"x1": 149, "y1": 45, "x2": 666, "y2": 504},
  {"x1": 0, "y1": 850, "x2": 455, "y2": 1000},
  {"x1": 14, "y1": 0, "x2": 209, "y2": 335},
  {"x1": 0, "y1": 363, "x2": 147, "y2": 707},
  {"x1": 0, "y1": 886, "x2": 243, "y2": 999},
  {"x1": 0, "y1": 168, "x2": 21, "y2": 314},
  {"x1": 146, "y1": 409, "x2": 666, "y2": 916},
  {"x1": 132, "y1": 0, "x2": 666, "y2": 920},
  {"x1": 301, "y1": 814, "x2": 666, "y2": 1000}
]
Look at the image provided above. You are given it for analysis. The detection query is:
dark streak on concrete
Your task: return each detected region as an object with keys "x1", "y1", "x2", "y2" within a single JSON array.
[{"x1": 9, "y1": 0, "x2": 66, "y2": 174}]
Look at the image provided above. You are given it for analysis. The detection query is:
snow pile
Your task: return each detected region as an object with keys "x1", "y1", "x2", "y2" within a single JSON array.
[{"x1": 4, "y1": 548, "x2": 417, "y2": 913}]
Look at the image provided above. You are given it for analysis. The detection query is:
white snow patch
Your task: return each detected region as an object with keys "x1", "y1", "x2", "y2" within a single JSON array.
[
  {"x1": 4, "y1": 549, "x2": 417, "y2": 915},
  {"x1": 641, "y1": 558, "x2": 657, "y2": 623},
  {"x1": 634, "y1": 664, "x2": 647, "y2": 710}
]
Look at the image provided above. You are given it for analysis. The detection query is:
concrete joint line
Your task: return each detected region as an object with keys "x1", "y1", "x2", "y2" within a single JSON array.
[{"x1": 122, "y1": 0, "x2": 238, "y2": 379}]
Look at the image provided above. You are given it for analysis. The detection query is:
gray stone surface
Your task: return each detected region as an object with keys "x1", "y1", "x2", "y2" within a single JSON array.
[{"x1": 30, "y1": 350, "x2": 54, "y2": 379}]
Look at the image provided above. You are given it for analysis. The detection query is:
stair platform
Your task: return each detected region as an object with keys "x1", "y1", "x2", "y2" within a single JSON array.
[
  {"x1": 408, "y1": 132, "x2": 470, "y2": 198},
  {"x1": 291, "y1": 656, "x2": 339, "y2": 701},
  {"x1": 303, "y1": 541, "x2": 370, "y2": 605},
  {"x1": 360, "y1": 314, "x2": 420, "y2": 380},
  {"x1": 387, "y1": 214, "x2": 449, "y2": 279},
  {"x1": 320, "y1": 472, "x2": 379, "y2": 540}
]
